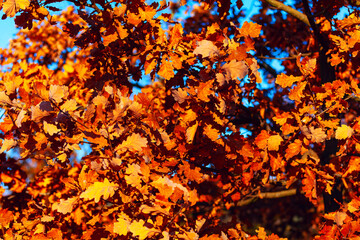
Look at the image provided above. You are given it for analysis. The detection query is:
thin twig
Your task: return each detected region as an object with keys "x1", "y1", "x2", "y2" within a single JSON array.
[{"x1": 257, "y1": 52, "x2": 312, "y2": 60}]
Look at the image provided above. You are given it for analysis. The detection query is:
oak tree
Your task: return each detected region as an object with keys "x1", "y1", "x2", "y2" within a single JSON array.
[{"x1": 0, "y1": 0, "x2": 359, "y2": 239}]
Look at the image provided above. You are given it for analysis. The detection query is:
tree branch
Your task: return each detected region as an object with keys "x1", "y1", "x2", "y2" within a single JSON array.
[
  {"x1": 236, "y1": 189, "x2": 297, "y2": 207},
  {"x1": 262, "y1": 0, "x2": 310, "y2": 26}
]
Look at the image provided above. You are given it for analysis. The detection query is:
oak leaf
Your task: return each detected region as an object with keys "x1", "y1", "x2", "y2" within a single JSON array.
[
  {"x1": 49, "y1": 85, "x2": 69, "y2": 103},
  {"x1": 52, "y1": 197, "x2": 78, "y2": 214},
  {"x1": 2, "y1": 0, "x2": 29, "y2": 17},
  {"x1": 240, "y1": 21, "x2": 262, "y2": 38},
  {"x1": 80, "y1": 178, "x2": 119, "y2": 203},
  {"x1": 43, "y1": 121, "x2": 59, "y2": 136},
  {"x1": 158, "y1": 59, "x2": 174, "y2": 80},
  {"x1": 186, "y1": 121, "x2": 198, "y2": 144},
  {"x1": 222, "y1": 60, "x2": 248, "y2": 80},
  {"x1": 275, "y1": 73, "x2": 302, "y2": 88},
  {"x1": 139, "y1": 6, "x2": 157, "y2": 22},
  {"x1": 172, "y1": 88, "x2": 188, "y2": 104},
  {"x1": 113, "y1": 217, "x2": 129, "y2": 236},
  {"x1": 129, "y1": 219, "x2": 158, "y2": 240},
  {"x1": 335, "y1": 125, "x2": 354, "y2": 140},
  {"x1": 285, "y1": 139, "x2": 302, "y2": 159},
  {"x1": 309, "y1": 127, "x2": 327, "y2": 143},
  {"x1": 0, "y1": 91, "x2": 12, "y2": 105},
  {"x1": 0, "y1": 139, "x2": 17, "y2": 153},
  {"x1": 197, "y1": 80, "x2": 214, "y2": 102},
  {"x1": 289, "y1": 81, "x2": 306, "y2": 102},
  {"x1": 116, "y1": 133, "x2": 148, "y2": 152},
  {"x1": 193, "y1": 40, "x2": 219, "y2": 58},
  {"x1": 267, "y1": 134, "x2": 283, "y2": 151}
]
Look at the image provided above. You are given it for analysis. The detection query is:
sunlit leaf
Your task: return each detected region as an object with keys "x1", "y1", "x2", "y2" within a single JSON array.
[{"x1": 80, "y1": 178, "x2": 119, "y2": 203}]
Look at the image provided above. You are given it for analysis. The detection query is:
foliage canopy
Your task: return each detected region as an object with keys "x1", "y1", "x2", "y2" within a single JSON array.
[{"x1": 0, "y1": 0, "x2": 360, "y2": 239}]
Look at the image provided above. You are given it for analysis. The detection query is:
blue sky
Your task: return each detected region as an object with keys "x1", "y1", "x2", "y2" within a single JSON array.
[
  {"x1": 0, "y1": 17, "x2": 16, "y2": 49},
  {"x1": 0, "y1": 0, "x2": 260, "y2": 49}
]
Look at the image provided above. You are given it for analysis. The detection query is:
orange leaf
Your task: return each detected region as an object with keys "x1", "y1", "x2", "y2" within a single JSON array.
[
  {"x1": 302, "y1": 167, "x2": 317, "y2": 205},
  {"x1": 309, "y1": 126, "x2": 327, "y2": 143},
  {"x1": 158, "y1": 59, "x2": 174, "y2": 80},
  {"x1": 275, "y1": 73, "x2": 302, "y2": 88},
  {"x1": 31, "y1": 103, "x2": 52, "y2": 122},
  {"x1": 139, "y1": 5, "x2": 157, "y2": 22},
  {"x1": 240, "y1": 21, "x2": 262, "y2": 38},
  {"x1": 0, "y1": 91, "x2": 12, "y2": 105},
  {"x1": 186, "y1": 121, "x2": 198, "y2": 144},
  {"x1": 144, "y1": 58, "x2": 157, "y2": 75},
  {"x1": 285, "y1": 139, "x2": 302, "y2": 159},
  {"x1": 0, "y1": 209, "x2": 13, "y2": 228},
  {"x1": 255, "y1": 130, "x2": 270, "y2": 149},
  {"x1": 197, "y1": 80, "x2": 214, "y2": 102},
  {"x1": 116, "y1": 24, "x2": 129, "y2": 39},
  {"x1": 127, "y1": 12, "x2": 142, "y2": 26},
  {"x1": 204, "y1": 124, "x2": 219, "y2": 141},
  {"x1": 288, "y1": 81, "x2": 306, "y2": 102}
]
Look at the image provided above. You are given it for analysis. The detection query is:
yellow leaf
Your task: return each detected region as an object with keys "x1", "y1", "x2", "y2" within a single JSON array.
[
  {"x1": 63, "y1": 64, "x2": 74, "y2": 73},
  {"x1": 43, "y1": 121, "x2": 59, "y2": 136},
  {"x1": 80, "y1": 178, "x2": 119, "y2": 203},
  {"x1": 0, "y1": 91, "x2": 12, "y2": 105},
  {"x1": 114, "y1": 217, "x2": 129, "y2": 236},
  {"x1": 0, "y1": 139, "x2": 17, "y2": 153},
  {"x1": 61, "y1": 99, "x2": 78, "y2": 112},
  {"x1": 116, "y1": 133, "x2": 148, "y2": 152},
  {"x1": 193, "y1": 40, "x2": 219, "y2": 58},
  {"x1": 267, "y1": 134, "x2": 283, "y2": 151},
  {"x1": 129, "y1": 219, "x2": 157, "y2": 240},
  {"x1": 34, "y1": 223, "x2": 45, "y2": 234},
  {"x1": 2, "y1": 0, "x2": 29, "y2": 17},
  {"x1": 52, "y1": 197, "x2": 78, "y2": 214},
  {"x1": 41, "y1": 215, "x2": 54, "y2": 222},
  {"x1": 335, "y1": 125, "x2": 354, "y2": 140}
]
